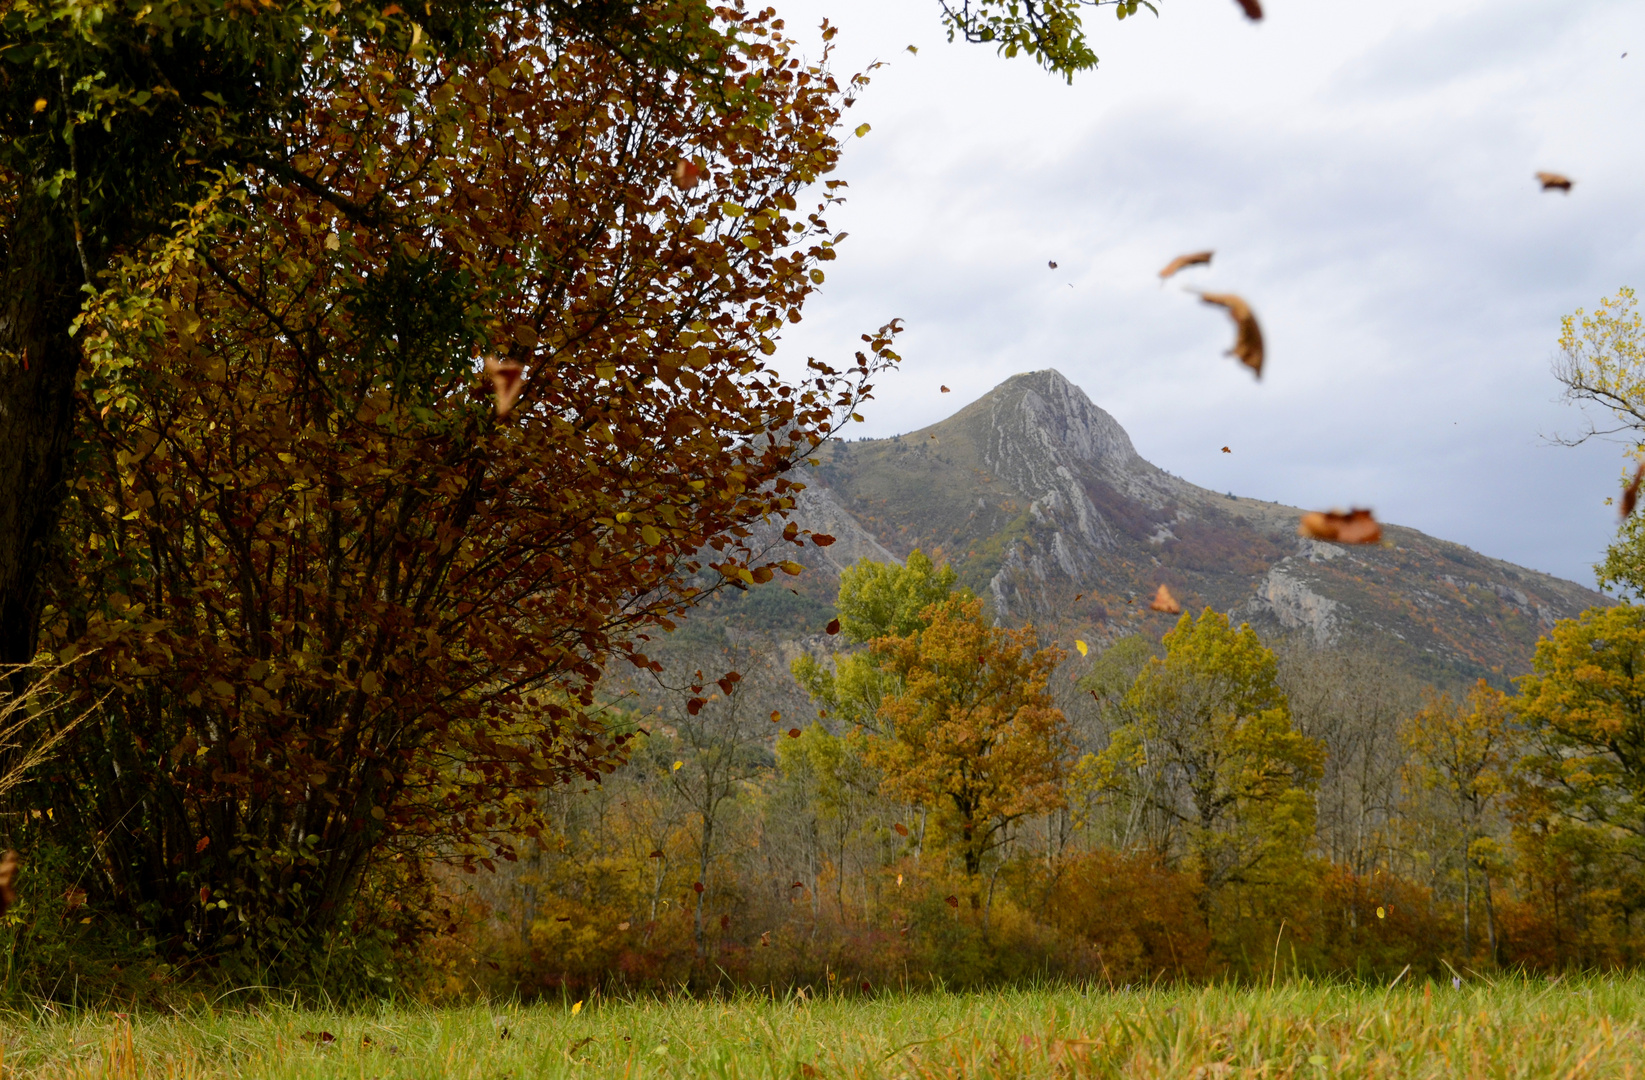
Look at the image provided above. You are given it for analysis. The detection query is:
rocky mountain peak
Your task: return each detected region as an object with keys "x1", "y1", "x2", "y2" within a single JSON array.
[{"x1": 983, "y1": 369, "x2": 1140, "y2": 471}]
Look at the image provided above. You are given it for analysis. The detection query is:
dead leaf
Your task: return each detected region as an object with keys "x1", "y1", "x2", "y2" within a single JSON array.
[
  {"x1": 618, "y1": 921, "x2": 631, "y2": 930},
  {"x1": 1196, "y1": 292, "x2": 1264, "y2": 377},
  {"x1": 1149, "y1": 584, "x2": 1181, "y2": 614},
  {"x1": 649, "y1": 850, "x2": 664, "y2": 858},
  {"x1": 1536, "y1": 171, "x2": 1573, "y2": 192},
  {"x1": 693, "y1": 881, "x2": 705, "y2": 894},
  {"x1": 1221, "y1": 446, "x2": 1231, "y2": 453},
  {"x1": 787, "y1": 727, "x2": 801, "y2": 738},
  {"x1": 945, "y1": 894, "x2": 960, "y2": 908},
  {"x1": 300, "y1": 1031, "x2": 337, "y2": 1045},
  {"x1": 195, "y1": 836, "x2": 210, "y2": 854},
  {"x1": 483, "y1": 355, "x2": 525, "y2": 417},
  {"x1": 1623, "y1": 462, "x2": 1645, "y2": 520},
  {"x1": 940, "y1": 385, "x2": 950, "y2": 393},
  {"x1": 1298, "y1": 508, "x2": 1382, "y2": 544},
  {"x1": 800, "y1": 1065, "x2": 818, "y2": 1079},
  {"x1": 760, "y1": 930, "x2": 772, "y2": 946},
  {"x1": 825, "y1": 618, "x2": 841, "y2": 635},
  {"x1": 198, "y1": 885, "x2": 211, "y2": 904},
  {"x1": 1159, "y1": 250, "x2": 1214, "y2": 279},
  {"x1": 1048, "y1": 260, "x2": 1058, "y2": 270},
  {"x1": 672, "y1": 159, "x2": 703, "y2": 189},
  {"x1": 893, "y1": 822, "x2": 909, "y2": 836},
  {"x1": 1231, "y1": 0, "x2": 1262, "y2": 19},
  {"x1": 0, "y1": 851, "x2": 17, "y2": 915}
]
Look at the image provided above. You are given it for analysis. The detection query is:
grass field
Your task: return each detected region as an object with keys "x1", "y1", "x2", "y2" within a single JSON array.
[{"x1": 5, "y1": 977, "x2": 1645, "y2": 1078}]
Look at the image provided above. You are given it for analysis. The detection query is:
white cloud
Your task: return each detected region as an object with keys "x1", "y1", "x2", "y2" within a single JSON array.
[{"x1": 771, "y1": 0, "x2": 1645, "y2": 585}]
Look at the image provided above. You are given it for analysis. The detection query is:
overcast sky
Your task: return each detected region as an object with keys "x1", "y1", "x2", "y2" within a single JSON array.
[{"x1": 767, "y1": 0, "x2": 1645, "y2": 588}]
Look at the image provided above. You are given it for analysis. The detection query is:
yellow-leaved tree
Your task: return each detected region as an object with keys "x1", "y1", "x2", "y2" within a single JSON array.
[
  {"x1": 1401, "y1": 680, "x2": 1518, "y2": 963},
  {"x1": 1083, "y1": 609, "x2": 1322, "y2": 918}
]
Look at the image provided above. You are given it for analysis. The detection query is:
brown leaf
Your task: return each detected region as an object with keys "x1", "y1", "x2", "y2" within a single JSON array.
[
  {"x1": 1158, "y1": 250, "x2": 1214, "y2": 279},
  {"x1": 301, "y1": 1031, "x2": 337, "y2": 1044},
  {"x1": 811, "y1": 533, "x2": 837, "y2": 547},
  {"x1": 1623, "y1": 462, "x2": 1645, "y2": 520},
  {"x1": 195, "y1": 836, "x2": 210, "y2": 854},
  {"x1": 1149, "y1": 584, "x2": 1181, "y2": 614},
  {"x1": 0, "y1": 851, "x2": 17, "y2": 915},
  {"x1": 770, "y1": 710, "x2": 781, "y2": 723},
  {"x1": 199, "y1": 885, "x2": 211, "y2": 904},
  {"x1": 483, "y1": 355, "x2": 525, "y2": 417},
  {"x1": 945, "y1": 894, "x2": 960, "y2": 908},
  {"x1": 617, "y1": 921, "x2": 630, "y2": 930},
  {"x1": 825, "y1": 618, "x2": 841, "y2": 635},
  {"x1": 800, "y1": 1066, "x2": 818, "y2": 1079},
  {"x1": 649, "y1": 850, "x2": 664, "y2": 859},
  {"x1": 1196, "y1": 292, "x2": 1264, "y2": 377},
  {"x1": 940, "y1": 385, "x2": 950, "y2": 393},
  {"x1": 693, "y1": 881, "x2": 705, "y2": 893},
  {"x1": 1221, "y1": 446, "x2": 1231, "y2": 453},
  {"x1": 787, "y1": 727, "x2": 802, "y2": 738},
  {"x1": 1297, "y1": 508, "x2": 1383, "y2": 544},
  {"x1": 1536, "y1": 171, "x2": 1573, "y2": 192},
  {"x1": 893, "y1": 822, "x2": 909, "y2": 836},
  {"x1": 1047, "y1": 260, "x2": 1058, "y2": 269},
  {"x1": 1231, "y1": 0, "x2": 1262, "y2": 20}
]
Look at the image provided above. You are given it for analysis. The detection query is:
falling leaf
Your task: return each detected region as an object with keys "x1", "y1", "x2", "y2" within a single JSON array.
[
  {"x1": 693, "y1": 881, "x2": 705, "y2": 894},
  {"x1": 1535, "y1": 171, "x2": 1573, "y2": 192},
  {"x1": 649, "y1": 850, "x2": 664, "y2": 858},
  {"x1": 1149, "y1": 584, "x2": 1181, "y2": 614},
  {"x1": 760, "y1": 930, "x2": 772, "y2": 946},
  {"x1": 0, "y1": 851, "x2": 17, "y2": 915},
  {"x1": 1048, "y1": 260, "x2": 1058, "y2": 270},
  {"x1": 906, "y1": 44, "x2": 919, "y2": 54},
  {"x1": 825, "y1": 618, "x2": 841, "y2": 635},
  {"x1": 672, "y1": 760, "x2": 682, "y2": 771},
  {"x1": 1298, "y1": 508, "x2": 1382, "y2": 545},
  {"x1": 1231, "y1": 0, "x2": 1262, "y2": 19},
  {"x1": 1376, "y1": 906, "x2": 1385, "y2": 919},
  {"x1": 791, "y1": 881, "x2": 804, "y2": 889},
  {"x1": 1074, "y1": 593, "x2": 1083, "y2": 601},
  {"x1": 1622, "y1": 461, "x2": 1645, "y2": 520},
  {"x1": 1195, "y1": 292, "x2": 1264, "y2": 377},
  {"x1": 945, "y1": 894, "x2": 960, "y2": 908},
  {"x1": 483, "y1": 355, "x2": 526, "y2": 417},
  {"x1": 672, "y1": 158, "x2": 702, "y2": 189},
  {"x1": 770, "y1": 710, "x2": 781, "y2": 723},
  {"x1": 33, "y1": 98, "x2": 47, "y2": 113},
  {"x1": 940, "y1": 385, "x2": 950, "y2": 393},
  {"x1": 787, "y1": 727, "x2": 801, "y2": 738},
  {"x1": 1221, "y1": 446, "x2": 1231, "y2": 453},
  {"x1": 301, "y1": 1031, "x2": 337, "y2": 1044},
  {"x1": 893, "y1": 822, "x2": 909, "y2": 836},
  {"x1": 198, "y1": 885, "x2": 211, "y2": 904},
  {"x1": 324, "y1": 232, "x2": 340, "y2": 251},
  {"x1": 1158, "y1": 250, "x2": 1214, "y2": 279},
  {"x1": 618, "y1": 921, "x2": 630, "y2": 930},
  {"x1": 896, "y1": 873, "x2": 904, "y2": 887},
  {"x1": 195, "y1": 836, "x2": 210, "y2": 854},
  {"x1": 572, "y1": 1000, "x2": 583, "y2": 1015},
  {"x1": 854, "y1": 123, "x2": 871, "y2": 138},
  {"x1": 1075, "y1": 640, "x2": 1088, "y2": 657}
]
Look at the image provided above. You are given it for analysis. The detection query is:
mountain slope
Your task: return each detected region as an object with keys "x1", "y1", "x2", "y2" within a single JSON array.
[{"x1": 786, "y1": 370, "x2": 1602, "y2": 686}]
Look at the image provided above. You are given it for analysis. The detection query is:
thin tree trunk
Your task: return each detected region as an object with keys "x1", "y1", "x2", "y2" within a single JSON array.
[
  {"x1": 694, "y1": 815, "x2": 713, "y2": 962},
  {"x1": 1461, "y1": 857, "x2": 1471, "y2": 956},
  {"x1": 1483, "y1": 867, "x2": 1497, "y2": 965},
  {"x1": 0, "y1": 192, "x2": 88, "y2": 671}
]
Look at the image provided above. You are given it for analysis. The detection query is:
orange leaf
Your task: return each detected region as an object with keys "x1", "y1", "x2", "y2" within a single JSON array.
[
  {"x1": 1195, "y1": 291, "x2": 1264, "y2": 377},
  {"x1": 1221, "y1": 446, "x2": 1231, "y2": 453},
  {"x1": 940, "y1": 385, "x2": 950, "y2": 393},
  {"x1": 672, "y1": 159, "x2": 703, "y2": 189},
  {"x1": 1536, "y1": 171, "x2": 1573, "y2": 192},
  {"x1": 945, "y1": 894, "x2": 959, "y2": 908},
  {"x1": 1149, "y1": 584, "x2": 1181, "y2": 614},
  {"x1": 893, "y1": 822, "x2": 909, "y2": 836},
  {"x1": 195, "y1": 836, "x2": 210, "y2": 854},
  {"x1": 787, "y1": 727, "x2": 801, "y2": 738},
  {"x1": 1158, "y1": 250, "x2": 1213, "y2": 279},
  {"x1": 1298, "y1": 508, "x2": 1383, "y2": 545}
]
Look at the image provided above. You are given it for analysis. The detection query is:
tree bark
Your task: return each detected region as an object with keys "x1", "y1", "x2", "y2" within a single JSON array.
[{"x1": 0, "y1": 190, "x2": 87, "y2": 670}]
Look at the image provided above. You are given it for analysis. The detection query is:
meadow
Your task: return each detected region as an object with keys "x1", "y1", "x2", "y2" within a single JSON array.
[{"x1": 5, "y1": 977, "x2": 1645, "y2": 1079}]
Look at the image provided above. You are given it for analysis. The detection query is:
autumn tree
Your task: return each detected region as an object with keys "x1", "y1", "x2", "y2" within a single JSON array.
[
  {"x1": 1087, "y1": 609, "x2": 1322, "y2": 906},
  {"x1": 22, "y1": 8, "x2": 890, "y2": 970},
  {"x1": 1402, "y1": 680, "x2": 1518, "y2": 962},
  {"x1": 869, "y1": 596, "x2": 1070, "y2": 879},
  {"x1": 1516, "y1": 605, "x2": 1645, "y2": 863}
]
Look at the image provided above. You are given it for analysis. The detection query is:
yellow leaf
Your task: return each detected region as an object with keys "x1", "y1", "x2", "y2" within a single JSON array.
[
  {"x1": 571, "y1": 1001, "x2": 583, "y2": 1015},
  {"x1": 34, "y1": 98, "x2": 48, "y2": 113},
  {"x1": 1376, "y1": 906, "x2": 1385, "y2": 919},
  {"x1": 672, "y1": 761, "x2": 683, "y2": 771},
  {"x1": 641, "y1": 525, "x2": 661, "y2": 546},
  {"x1": 854, "y1": 123, "x2": 871, "y2": 138},
  {"x1": 324, "y1": 232, "x2": 340, "y2": 251},
  {"x1": 1076, "y1": 640, "x2": 1088, "y2": 657}
]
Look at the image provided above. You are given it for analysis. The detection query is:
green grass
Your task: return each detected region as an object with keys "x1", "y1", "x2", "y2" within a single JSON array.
[{"x1": 6, "y1": 977, "x2": 1645, "y2": 1078}]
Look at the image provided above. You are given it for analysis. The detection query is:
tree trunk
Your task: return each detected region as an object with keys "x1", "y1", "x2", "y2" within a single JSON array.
[
  {"x1": 693, "y1": 815, "x2": 712, "y2": 962},
  {"x1": 1482, "y1": 867, "x2": 1497, "y2": 965},
  {"x1": 0, "y1": 191, "x2": 88, "y2": 670},
  {"x1": 1461, "y1": 857, "x2": 1471, "y2": 957}
]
